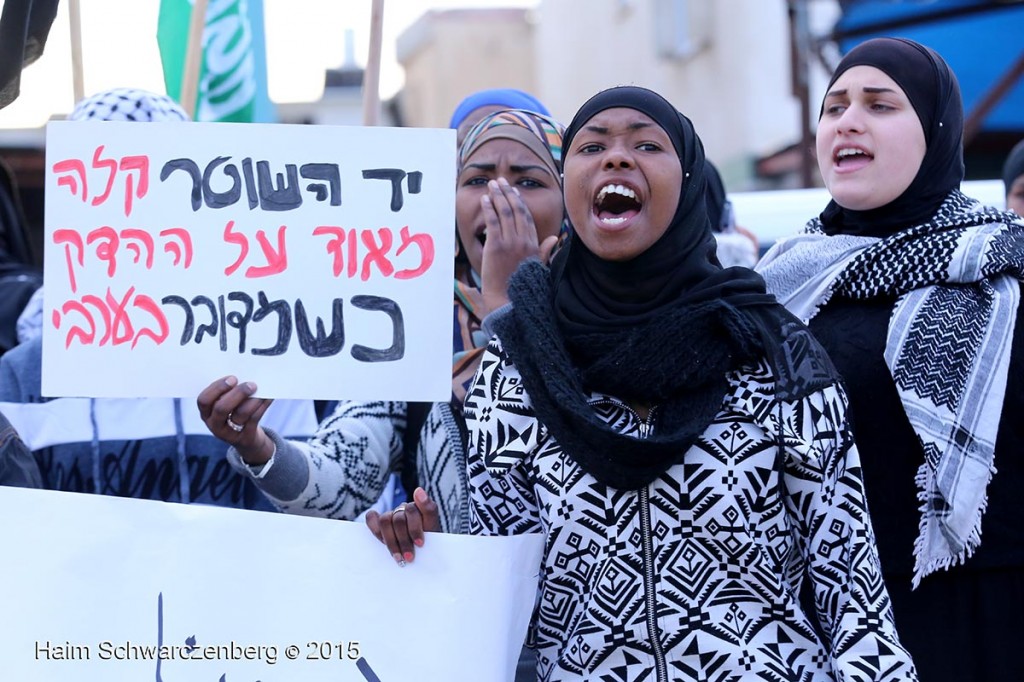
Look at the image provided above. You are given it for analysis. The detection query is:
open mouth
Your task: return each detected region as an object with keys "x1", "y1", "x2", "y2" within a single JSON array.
[
  {"x1": 594, "y1": 184, "x2": 642, "y2": 225},
  {"x1": 834, "y1": 147, "x2": 872, "y2": 167}
]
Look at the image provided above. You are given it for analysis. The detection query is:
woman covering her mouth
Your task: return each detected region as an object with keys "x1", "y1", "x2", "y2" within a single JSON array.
[
  {"x1": 198, "y1": 109, "x2": 566, "y2": 542},
  {"x1": 381, "y1": 85, "x2": 918, "y2": 682},
  {"x1": 757, "y1": 37, "x2": 1024, "y2": 681}
]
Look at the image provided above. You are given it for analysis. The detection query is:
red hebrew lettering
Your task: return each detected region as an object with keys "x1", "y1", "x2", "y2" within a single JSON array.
[
  {"x1": 106, "y1": 287, "x2": 137, "y2": 346},
  {"x1": 131, "y1": 294, "x2": 169, "y2": 348},
  {"x1": 118, "y1": 155, "x2": 150, "y2": 217},
  {"x1": 81, "y1": 294, "x2": 112, "y2": 346},
  {"x1": 360, "y1": 228, "x2": 394, "y2": 281},
  {"x1": 223, "y1": 220, "x2": 249, "y2": 276},
  {"x1": 159, "y1": 228, "x2": 193, "y2": 268},
  {"x1": 58, "y1": 300, "x2": 96, "y2": 348},
  {"x1": 245, "y1": 226, "x2": 288, "y2": 278},
  {"x1": 86, "y1": 226, "x2": 120, "y2": 277},
  {"x1": 313, "y1": 225, "x2": 347, "y2": 277},
  {"x1": 346, "y1": 228, "x2": 358, "y2": 278},
  {"x1": 90, "y1": 145, "x2": 118, "y2": 208},
  {"x1": 53, "y1": 229, "x2": 85, "y2": 293},
  {"x1": 53, "y1": 159, "x2": 88, "y2": 201},
  {"x1": 394, "y1": 226, "x2": 435, "y2": 280},
  {"x1": 121, "y1": 229, "x2": 155, "y2": 269}
]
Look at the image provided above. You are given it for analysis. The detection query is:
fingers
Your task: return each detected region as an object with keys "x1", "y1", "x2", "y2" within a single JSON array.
[
  {"x1": 413, "y1": 487, "x2": 441, "y2": 533},
  {"x1": 197, "y1": 376, "x2": 271, "y2": 455},
  {"x1": 371, "y1": 506, "x2": 414, "y2": 566},
  {"x1": 538, "y1": 235, "x2": 559, "y2": 266},
  {"x1": 487, "y1": 178, "x2": 536, "y2": 245},
  {"x1": 480, "y1": 178, "x2": 544, "y2": 314},
  {"x1": 365, "y1": 489, "x2": 440, "y2": 567},
  {"x1": 197, "y1": 376, "x2": 237, "y2": 421}
]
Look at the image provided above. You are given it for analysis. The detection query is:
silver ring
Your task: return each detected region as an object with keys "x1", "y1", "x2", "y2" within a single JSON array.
[
  {"x1": 392, "y1": 504, "x2": 407, "y2": 515},
  {"x1": 226, "y1": 415, "x2": 245, "y2": 433}
]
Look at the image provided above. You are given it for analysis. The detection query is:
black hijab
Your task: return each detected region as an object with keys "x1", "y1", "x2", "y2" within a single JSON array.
[
  {"x1": 1003, "y1": 139, "x2": 1024, "y2": 199},
  {"x1": 493, "y1": 86, "x2": 833, "y2": 489},
  {"x1": 818, "y1": 37, "x2": 965, "y2": 237},
  {"x1": 704, "y1": 159, "x2": 736, "y2": 232}
]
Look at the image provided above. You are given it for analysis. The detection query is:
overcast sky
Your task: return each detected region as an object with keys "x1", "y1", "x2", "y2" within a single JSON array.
[{"x1": 0, "y1": 0, "x2": 538, "y2": 128}]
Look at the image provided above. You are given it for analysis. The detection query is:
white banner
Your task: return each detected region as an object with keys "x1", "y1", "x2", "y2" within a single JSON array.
[
  {"x1": 0, "y1": 397, "x2": 318, "y2": 450},
  {"x1": 43, "y1": 121, "x2": 456, "y2": 401},
  {"x1": 0, "y1": 486, "x2": 542, "y2": 681}
]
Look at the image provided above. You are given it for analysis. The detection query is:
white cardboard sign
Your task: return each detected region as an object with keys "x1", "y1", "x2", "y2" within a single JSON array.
[
  {"x1": 0, "y1": 486, "x2": 543, "y2": 681},
  {"x1": 42, "y1": 121, "x2": 456, "y2": 401}
]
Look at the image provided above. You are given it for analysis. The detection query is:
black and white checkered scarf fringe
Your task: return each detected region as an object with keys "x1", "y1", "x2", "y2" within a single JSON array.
[{"x1": 759, "y1": 189, "x2": 1024, "y2": 587}]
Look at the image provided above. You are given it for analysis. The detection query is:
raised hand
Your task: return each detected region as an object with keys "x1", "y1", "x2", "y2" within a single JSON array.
[{"x1": 479, "y1": 177, "x2": 558, "y2": 313}]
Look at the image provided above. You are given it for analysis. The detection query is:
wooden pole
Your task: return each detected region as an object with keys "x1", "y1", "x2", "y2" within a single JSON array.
[
  {"x1": 362, "y1": 0, "x2": 385, "y2": 126},
  {"x1": 180, "y1": 0, "x2": 210, "y2": 120},
  {"x1": 69, "y1": 0, "x2": 84, "y2": 103},
  {"x1": 963, "y1": 51, "x2": 1024, "y2": 146}
]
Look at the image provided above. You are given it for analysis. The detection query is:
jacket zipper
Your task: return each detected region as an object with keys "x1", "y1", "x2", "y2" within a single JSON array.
[
  {"x1": 640, "y1": 487, "x2": 668, "y2": 682},
  {"x1": 590, "y1": 399, "x2": 666, "y2": 679},
  {"x1": 630, "y1": 406, "x2": 667, "y2": 682}
]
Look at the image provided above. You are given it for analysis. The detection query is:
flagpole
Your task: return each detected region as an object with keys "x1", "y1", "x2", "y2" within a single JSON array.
[
  {"x1": 180, "y1": 0, "x2": 209, "y2": 120},
  {"x1": 362, "y1": 0, "x2": 385, "y2": 126},
  {"x1": 69, "y1": 0, "x2": 84, "y2": 103}
]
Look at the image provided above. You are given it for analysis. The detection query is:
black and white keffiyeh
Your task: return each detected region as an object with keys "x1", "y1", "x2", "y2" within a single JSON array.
[
  {"x1": 69, "y1": 87, "x2": 189, "y2": 122},
  {"x1": 758, "y1": 190, "x2": 1024, "y2": 586}
]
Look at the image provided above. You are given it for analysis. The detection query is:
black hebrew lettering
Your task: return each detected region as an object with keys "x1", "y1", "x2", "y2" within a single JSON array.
[
  {"x1": 300, "y1": 163, "x2": 342, "y2": 205},
  {"x1": 351, "y1": 295, "x2": 405, "y2": 362},
  {"x1": 241, "y1": 157, "x2": 259, "y2": 209},
  {"x1": 161, "y1": 295, "x2": 194, "y2": 345},
  {"x1": 251, "y1": 291, "x2": 291, "y2": 356},
  {"x1": 256, "y1": 160, "x2": 301, "y2": 211},
  {"x1": 226, "y1": 292, "x2": 254, "y2": 354},
  {"x1": 362, "y1": 168, "x2": 407, "y2": 211},
  {"x1": 407, "y1": 171, "x2": 423, "y2": 194},
  {"x1": 295, "y1": 297, "x2": 345, "y2": 357},
  {"x1": 191, "y1": 295, "x2": 219, "y2": 346},
  {"x1": 160, "y1": 159, "x2": 202, "y2": 211},
  {"x1": 202, "y1": 156, "x2": 242, "y2": 209}
]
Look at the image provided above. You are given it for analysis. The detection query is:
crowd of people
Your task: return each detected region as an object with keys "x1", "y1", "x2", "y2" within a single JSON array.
[{"x1": 2, "y1": 35, "x2": 1024, "y2": 682}]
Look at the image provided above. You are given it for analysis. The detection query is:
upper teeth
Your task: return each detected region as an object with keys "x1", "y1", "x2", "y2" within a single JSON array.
[
  {"x1": 837, "y1": 148, "x2": 865, "y2": 158},
  {"x1": 597, "y1": 184, "x2": 637, "y2": 202}
]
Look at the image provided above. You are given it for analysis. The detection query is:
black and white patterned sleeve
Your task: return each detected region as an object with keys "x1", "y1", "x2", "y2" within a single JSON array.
[
  {"x1": 229, "y1": 400, "x2": 405, "y2": 520},
  {"x1": 780, "y1": 384, "x2": 918, "y2": 681},
  {"x1": 463, "y1": 338, "x2": 542, "y2": 536}
]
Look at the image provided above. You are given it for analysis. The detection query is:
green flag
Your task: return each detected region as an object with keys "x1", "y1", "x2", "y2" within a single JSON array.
[{"x1": 157, "y1": 0, "x2": 274, "y2": 122}]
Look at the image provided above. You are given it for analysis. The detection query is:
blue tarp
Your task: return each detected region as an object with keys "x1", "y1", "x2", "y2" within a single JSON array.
[{"x1": 834, "y1": 0, "x2": 1024, "y2": 133}]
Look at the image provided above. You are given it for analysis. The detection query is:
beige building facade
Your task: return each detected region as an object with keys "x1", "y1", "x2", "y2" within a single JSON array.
[
  {"x1": 396, "y1": 8, "x2": 540, "y2": 130},
  {"x1": 395, "y1": 0, "x2": 840, "y2": 190}
]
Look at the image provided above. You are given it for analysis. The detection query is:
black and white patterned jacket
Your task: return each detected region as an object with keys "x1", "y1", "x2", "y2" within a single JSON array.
[{"x1": 464, "y1": 337, "x2": 917, "y2": 682}]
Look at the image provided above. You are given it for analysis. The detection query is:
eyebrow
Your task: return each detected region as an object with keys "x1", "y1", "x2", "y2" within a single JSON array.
[
  {"x1": 463, "y1": 162, "x2": 554, "y2": 177},
  {"x1": 824, "y1": 86, "x2": 899, "y2": 98},
  {"x1": 583, "y1": 121, "x2": 653, "y2": 134}
]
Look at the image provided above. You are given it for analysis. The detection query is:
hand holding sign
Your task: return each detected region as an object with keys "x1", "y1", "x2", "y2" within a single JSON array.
[
  {"x1": 365, "y1": 487, "x2": 440, "y2": 567},
  {"x1": 196, "y1": 375, "x2": 275, "y2": 464}
]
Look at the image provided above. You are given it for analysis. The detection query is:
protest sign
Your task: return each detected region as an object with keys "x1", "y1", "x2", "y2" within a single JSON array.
[
  {"x1": 0, "y1": 486, "x2": 543, "y2": 681},
  {"x1": 43, "y1": 121, "x2": 455, "y2": 401}
]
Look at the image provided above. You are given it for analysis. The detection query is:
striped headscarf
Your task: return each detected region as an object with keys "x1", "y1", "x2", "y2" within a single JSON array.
[{"x1": 451, "y1": 109, "x2": 566, "y2": 404}]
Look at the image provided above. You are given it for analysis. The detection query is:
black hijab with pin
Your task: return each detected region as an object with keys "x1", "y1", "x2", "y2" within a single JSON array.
[{"x1": 818, "y1": 37, "x2": 965, "y2": 237}]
